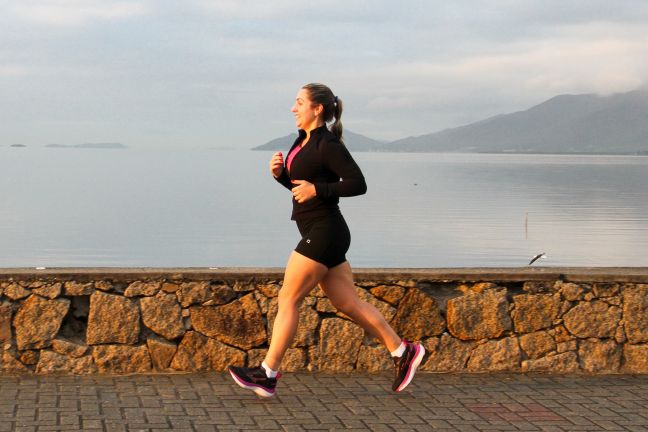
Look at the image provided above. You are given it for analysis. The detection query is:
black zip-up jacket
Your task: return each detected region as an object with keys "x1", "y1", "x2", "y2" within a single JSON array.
[{"x1": 274, "y1": 125, "x2": 367, "y2": 220}]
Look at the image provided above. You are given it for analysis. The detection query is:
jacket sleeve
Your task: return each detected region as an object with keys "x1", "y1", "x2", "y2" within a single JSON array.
[
  {"x1": 314, "y1": 140, "x2": 367, "y2": 198},
  {"x1": 274, "y1": 168, "x2": 293, "y2": 191}
]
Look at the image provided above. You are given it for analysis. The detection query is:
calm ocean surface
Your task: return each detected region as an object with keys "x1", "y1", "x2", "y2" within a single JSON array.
[{"x1": 1, "y1": 147, "x2": 647, "y2": 268}]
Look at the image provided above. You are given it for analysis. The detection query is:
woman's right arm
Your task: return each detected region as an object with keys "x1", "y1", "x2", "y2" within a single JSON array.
[{"x1": 270, "y1": 151, "x2": 293, "y2": 190}]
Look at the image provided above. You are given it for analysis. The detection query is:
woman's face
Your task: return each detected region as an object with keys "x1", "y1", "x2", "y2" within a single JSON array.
[{"x1": 291, "y1": 88, "x2": 322, "y2": 131}]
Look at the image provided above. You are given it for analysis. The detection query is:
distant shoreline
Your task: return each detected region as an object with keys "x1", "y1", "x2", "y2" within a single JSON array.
[
  {"x1": 3, "y1": 145, "x2": 646, "y2": 156},
  {"x1": 251, "y1": 147, "x2": 648, "y2": 156},
  {"x1": 4, "y1": 143, "x2": 127, "y2": 149}
]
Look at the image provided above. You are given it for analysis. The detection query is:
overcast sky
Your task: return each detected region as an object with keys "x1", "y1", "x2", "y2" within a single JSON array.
[{"x1": 2, "y1": 0, "x2": 648, "y2": 149}]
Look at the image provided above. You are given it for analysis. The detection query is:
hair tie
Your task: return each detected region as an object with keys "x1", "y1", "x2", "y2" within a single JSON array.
[{"x1": 334, "y1": 96, "x2": 338, "y2": 104}]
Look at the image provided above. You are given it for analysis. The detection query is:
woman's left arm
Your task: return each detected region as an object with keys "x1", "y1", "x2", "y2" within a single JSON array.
[{"x1": 314, "y1": 140, "x2": 367, "y2": 198}]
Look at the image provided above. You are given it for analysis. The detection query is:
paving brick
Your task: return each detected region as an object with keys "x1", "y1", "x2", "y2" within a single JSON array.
[
  {"x1": 103, "y1": 423, "x2": 128, "y2": 432},
  {"x1": 193, "y1": 425, "x2": 220, "y2": 432},
  {"x1": 0, "y1": 373, "x2": 647, "y2": 431}
]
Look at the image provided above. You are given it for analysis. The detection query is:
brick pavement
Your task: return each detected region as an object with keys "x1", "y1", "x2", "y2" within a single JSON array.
[{"x1": 1, "y1": 372, "x2": 647, "y2": 431}]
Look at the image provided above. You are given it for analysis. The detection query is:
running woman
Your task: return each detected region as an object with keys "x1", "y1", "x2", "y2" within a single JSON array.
[{"x1": 229, "y1": 83, "x2": 425, "y2": 397}]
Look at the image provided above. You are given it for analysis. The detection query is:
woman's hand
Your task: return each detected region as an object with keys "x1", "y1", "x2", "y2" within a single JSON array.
[
  {"x1": 270, "y1": 152, "x2": 284, "y2": 178},
  {"x1": 291, "y1": 180, "x2": 316, "y2": 203}
]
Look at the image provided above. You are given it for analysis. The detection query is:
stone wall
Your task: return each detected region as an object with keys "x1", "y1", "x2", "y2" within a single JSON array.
[{"x1": 1, "y1": 268, "x2": 647, "y2": 375}]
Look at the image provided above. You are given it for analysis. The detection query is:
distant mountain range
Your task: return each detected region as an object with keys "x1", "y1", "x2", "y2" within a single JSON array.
[{"x1": 253, "y1": 88, "x2": 648, "y2": 154}]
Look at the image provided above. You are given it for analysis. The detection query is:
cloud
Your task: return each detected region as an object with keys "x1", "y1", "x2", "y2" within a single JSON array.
[
  {"x1": 187, "y1": 0, "x2": 381, "y2": 20},
  {"x1": 10, "y1": 0, "x2": 149, "y2": 27},
  {"x1": 2, "y1": 1, "x2": 648, "y2": 147},
  {"x1": 187, "y1": 0, "x2": 297, "y2": 19},
  {"x1": 337, "y1": 19, "x2": 648, "y2": 140},
  {"x1": 357, "y1": 21, "x2": 648, "y2": 117},
  {"x1": 0, "y1": 64, "x2": 32, "y2": 77}
]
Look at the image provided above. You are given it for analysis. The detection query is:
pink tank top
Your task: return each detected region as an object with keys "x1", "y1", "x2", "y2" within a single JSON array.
[{"x1": 286, "y1": 145, "x2": 302, "y2": 173}]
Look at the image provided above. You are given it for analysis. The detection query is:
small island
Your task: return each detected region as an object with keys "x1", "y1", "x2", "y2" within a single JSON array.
[{"x1": 45, "y1": 143, "x2": 127, "y2": 149}]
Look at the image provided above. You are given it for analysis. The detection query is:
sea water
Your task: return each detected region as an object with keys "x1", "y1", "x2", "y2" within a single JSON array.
[{"x1": 1, "y1": 147, "x2": 647, "y2": 268}]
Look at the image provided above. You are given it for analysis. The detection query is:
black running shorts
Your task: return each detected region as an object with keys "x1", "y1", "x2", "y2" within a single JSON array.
[{"x1": 294, "y1": 213, "x2": 351, "y2": 268}]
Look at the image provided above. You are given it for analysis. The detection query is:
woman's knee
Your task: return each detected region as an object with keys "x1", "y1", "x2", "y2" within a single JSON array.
[
  {"x1": 330, "y1": 296, "x2": 359, "y2": 316},
  {"x1": 277, "y1": 285, "x2": 306, "y2": 309}
]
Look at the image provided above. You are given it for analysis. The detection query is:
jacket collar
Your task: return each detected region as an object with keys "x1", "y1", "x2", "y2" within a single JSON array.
[
  {"x1": 297, "y1": 125, "x2": 328, "y2": 139},
  {"x1": 294, "y1": 125, "x2": 328, "y2": 150}
]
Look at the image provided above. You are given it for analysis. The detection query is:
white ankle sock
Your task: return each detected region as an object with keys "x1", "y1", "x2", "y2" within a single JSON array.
[
  {"x1": 390, "y1": 341, "x2": 406, "y2": 358},
  {"x1": 261, "y1": 361, "x2": 278, "y2": 378}
]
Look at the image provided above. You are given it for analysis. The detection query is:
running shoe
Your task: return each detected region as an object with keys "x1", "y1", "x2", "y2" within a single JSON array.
[
  {"x1": 392, "y1": 340, "x2": 425, "y2": 392},
  {"x1": 228, "y1": 365, "x2": 280, "y2": 398}
]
